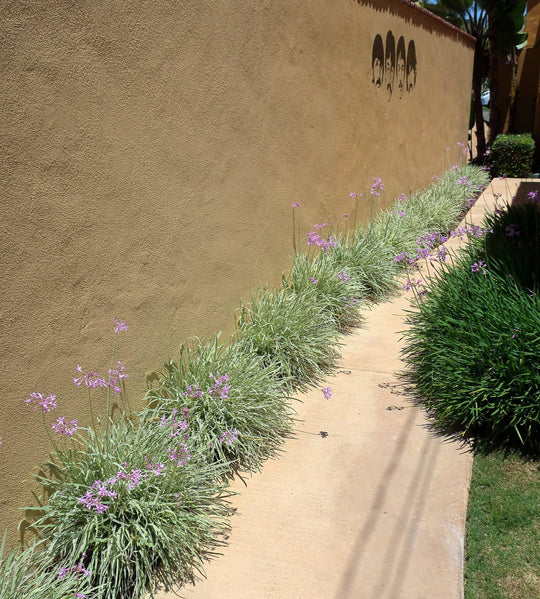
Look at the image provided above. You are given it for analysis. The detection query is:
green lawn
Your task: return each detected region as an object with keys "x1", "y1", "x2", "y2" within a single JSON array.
[{"x1": 464, "y1": 451, "x2": 540, "y2": 599}]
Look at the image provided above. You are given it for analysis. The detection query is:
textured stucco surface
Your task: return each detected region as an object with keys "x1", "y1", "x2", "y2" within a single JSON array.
[{"x1": 0, "y1": 0, "x2": 474, "y2": 542}]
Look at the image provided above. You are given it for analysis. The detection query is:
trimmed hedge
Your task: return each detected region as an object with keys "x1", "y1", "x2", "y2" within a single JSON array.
[{"x1": 490, "y1": 133, "x2": 535, "y2": 178}]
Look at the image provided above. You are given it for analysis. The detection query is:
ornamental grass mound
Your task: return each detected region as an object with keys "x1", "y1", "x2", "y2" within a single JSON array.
[
  {"x1": 234, "y1": 286, "x2": 342, "y2": 391},
  {"x1": 29, "y1": 416, "x2": 231, "y2": 599},
  {"x1": 402, "y1": 201, "x2": 540, "y2": 453},
  {"x1": 144, "y1": 335, "x2": 296, "y2": 477}
]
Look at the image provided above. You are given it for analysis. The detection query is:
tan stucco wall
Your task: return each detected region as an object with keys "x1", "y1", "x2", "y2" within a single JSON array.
[{"x1": 0, "y1": 0, "x2": 474, "y2": 542}]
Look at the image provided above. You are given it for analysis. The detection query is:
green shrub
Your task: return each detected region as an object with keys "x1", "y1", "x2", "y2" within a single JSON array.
[
  {"x1": 402, "y1": 238, "x2": 540, "y2": 452},
  {"x1": 144, "y1": 335, "x2": 296, "y2": 476},
  {"x1": 234, "y1": 287, "x2": 341, "y2": 391},
  {"x1": 490, "y1": 133, "x2": 535, "y2": 178},
  {"x1": 30, "y1": 417, "x2": 231, "y2": 599}
]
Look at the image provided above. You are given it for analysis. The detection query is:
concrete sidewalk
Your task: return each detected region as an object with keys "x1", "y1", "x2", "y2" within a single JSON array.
[{"x1": 157, "y1": 178, "x2": 524, "y2": 599}]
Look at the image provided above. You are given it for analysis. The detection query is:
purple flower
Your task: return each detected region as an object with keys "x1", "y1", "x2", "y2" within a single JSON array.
[
  {"x1": 505, "y1": 224, "x2": 520, "y2": 237},
  {"x1": 0, "y1": 437, "x2": 3, "y2": 446},
  {"x1": 183, "y1": 384, "x2": 204, "y2": 399},
  {"x1": 58, "y1": 558, "x2": 91, "y2": 580},
  {"x1": 322, "y1": 386, "x2": 332, "y2": 400},
  {"x1": 370, "y1": 177, "x2": 384, "y2": 196},
  {"x1": 313, "y1": 222, "x2": 327, "y2": 230},
  {"x1": 471, "y1": 260, "x2": 487, "y2": 275},
  {"x1": 437, "y1": 247, "x2": 448, "y2": 262},
  {"x1": 292, "y1": 202, "x2": 300, "y2": 208},
  {"x1": 394, "y1": 252, "x2": 408, "y2": 263},
  {"x1": 52, "y1": 416, "x2": 78, "y2": 437},
  {"x1": 527, "y1": 191, "x2": 539, "y2": 202},
  {"x1": 343, "y1": 296, "x2": 360, "y2": 307},
  {"x1": 25, "y1": 392, "x2": 57, "y2": 413},
  {"x1": 511, "y1": 328, "x2": 519, "y2": 339},
  {"x1": 73, "y1": 366, "x2": 108, "y2": 390},
  {"x1": 167, "y1": 443, "x2": 191, "y2": 467},
  {"x1": 343, "y1": 213, "x2": 349, "y2": 218},
  {"x1": 432, "y1": 174, "x2": 440, "y2": 181},
  {"x1": 144, "y1": 457, "x2": 165, "y2": 476},
  {"x1": 78, "y1": 480, "x2": 117, "y2": 513},
  {"x1": 112, "y1": 318, "x2": 128, "y2": 334},
  {"x1": 336, "y1": 270, "x2": 350, "y2": 282},
  {"x1": 110, "y1": 467, "x2": 146, "y2": 490},
  {"x1": 160, "y1": 410, "x2": 188, "y2": 438},
  {"x1": 218, "y1": 429, "x2": 239, "y2": 445},
  {"x1": 456, "y1": 176, "x2": 470, "y2": 187},
  {"x1": 349, "y1": 193, "x2": 357, "y2": 199},
  {"x1": 309, "y1": 277, "x2": 318, "y2": 284},
  {"x1": 397, "y1": 193, "x2": 408, "y2": 202},
  {"x1": 392, "y1": 209, "x2": 406, "y2": 217},
  {"x1": 209, "y1": 372, "x2": 231, "y2": 399},
  {"x1": 108, "y1": 361, "x2": 129, "y2": 394},
  {"x1": 498, "y1": 174, "x2": 507, "y2": 180}
]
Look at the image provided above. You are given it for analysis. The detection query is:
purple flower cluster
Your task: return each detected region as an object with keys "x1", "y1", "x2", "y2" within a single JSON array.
[
  {"x1": 112, "y1": 318, "x2": 128, "y2": 334},
  {"x1": 336, "y1": 270, "x2": 350, "y2": 282},
  {"x1": 208, "y1": 372, "x2": 231, "y2": 399},
  {"x1": 74, "y1": 362, "x2": 129, "y2": 395},
  {"x1": 505, "y1": 224, "x2": 520, "y2": 237},
  {"x1": 73, "y1": 366, "x2": 108, "y2": 390},
  {"x1": 78, "y1": 480, "x2": 118, "y2": 514},
  {"x1": 108, "y1": 361, "x2": 129, "y2": 394},
  {"x1": 343, "y1": 296, "x2": 360, "y2": 307},
  {"x1": 218, "y1": 429, "x2": 239, "y2": 445},
  {"x1": 144, "y1": 457, "x2": 165, "y2": 476},
  {"x1": 403, "y1": 277, "x2": 427, "y2": 296},
  {"x1": 449, "y1": 224, "x2": 492, "y2": 239},
  {"x1": 528, "y1": 190, "x2": 539, "y2": 202},
  {"x1": 25, "y1": 392, "x2": 57, "y2": 413},
  {"x1": 371, "y1": 177, "x2": 384, "y2": 196},
  {"x1": 78, "y1": 460, "x2": 166, "y2": 513},
  {"x1": 167, "y1": 443, "x2": 191, "y2": 467},
  {"x1": 160, "y1": 408, "x2": 189, "y2": 438},
  {"x1": 58, "y1": 556, "x2": 91, "y2": 580},
  {"x1": 457, "y1": 141, "x2": 468, "y2": 156},
  {"x1": 392, "y1": 209, "x2": 406, "y2": 218},
  {"x1": 322, "y1": 386, "x2": 332, "y2": 400},
  {"x1": 52, "y1": 416, "x2": 78, "y2": 437},
  {"x1": 307, "y1": 224, "x2": 338, "y2": 251},
  {"x1": 470, "y1": 260, "x2": 487, "y2": 275},
  {"x1": 309, "y1": 277, "x2": 318, "y2": 284}
]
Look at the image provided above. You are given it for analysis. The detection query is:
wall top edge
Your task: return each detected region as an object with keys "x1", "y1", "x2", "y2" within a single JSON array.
[{"x1": 399, "y1": 0, "x2": 477, "y2": 44}]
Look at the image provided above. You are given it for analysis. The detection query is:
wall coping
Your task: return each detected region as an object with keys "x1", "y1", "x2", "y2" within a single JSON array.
[{"x1": 399, "y1": 0, "x2": 477, "y2": 44}]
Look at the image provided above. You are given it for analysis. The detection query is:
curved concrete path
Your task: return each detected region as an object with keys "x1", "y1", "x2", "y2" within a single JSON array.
[{"x1": 157, "y1": 179, "x2": 523, "y2": 599}]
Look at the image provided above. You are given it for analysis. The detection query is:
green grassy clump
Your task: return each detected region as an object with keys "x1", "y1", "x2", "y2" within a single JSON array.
[
  {"x1": 29, "y1": 417, "x2": 231, "y2": 599},
  {"x1": 490, "y1": 133, "x2": 535, "y2": 178},
  {"x1": 368, "y1": 165, "x2": 491, "y2": 261},
  {"x1": 480, "y1": 200, "x2": 540, "y2": 289},
  {"x1": 465, "y1": 451, "x2": 540, "y2": 599},
  {"x1": 402, "y1": 202, "x2": 540, "y2": 452},
  {"x1": 234, "y1": 286, "x2": 342, "y2": 391},
  {"x1": 144, "y1": 335, "x2": 296, "y2": 477},
  {"x1": 285, "y1": 244, "x2": 369, "y2": 330},
  {"x1": 0, "y1": 538, "x2": 97, "y2": 599}
]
